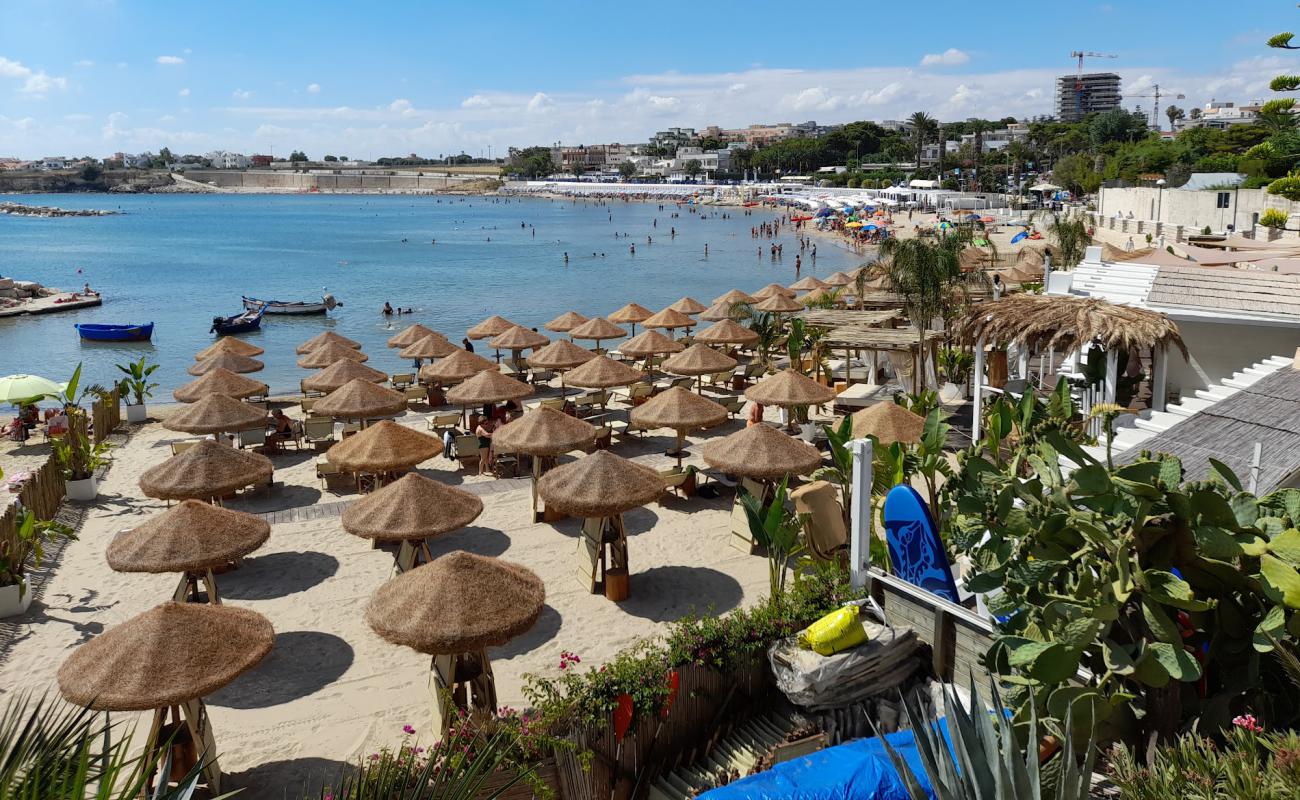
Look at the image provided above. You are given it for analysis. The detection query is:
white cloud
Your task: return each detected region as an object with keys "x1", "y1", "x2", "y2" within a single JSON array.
[
  {"x1": 73, "y1": 59, "x2": 94, "y2": 68},
  {"x1": 307, "y1": 83, "x2": 321, "y2": 94},
  {"x1": 178, "y1": 87, "x2": 190, "y2": 97},
  {"x1": 389, "y1": 98, "x2": 413, "y2": 113},
  {"x1": 920, "y1": 48, "x2": 970, "y2": 67},
  {"x1": 526, "y1": 92, "x2": 553, "y2": 112},
  {"x1": 783, "y1": 86, "x2": 842, "y2": 113},
  {"x1": 461, "y1": 94, "x2": 491, "y2": 108},
  {"x1": 232, "y1": 89, "x2": 253, "y2": 100},
  {"x1": 156, "y1": 55, "x2": 185, "y2": 65},
  {"x1": 0, "y1": 56, "x2": 68, "y2": 95},
  {"x1": 63, "y1": 113, "x2": 92, "y2": 122}
]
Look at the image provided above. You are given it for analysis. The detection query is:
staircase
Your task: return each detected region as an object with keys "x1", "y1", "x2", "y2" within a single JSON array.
[{"x1": 1068, "y1": 261, "x2": 1157, "y2": 305}]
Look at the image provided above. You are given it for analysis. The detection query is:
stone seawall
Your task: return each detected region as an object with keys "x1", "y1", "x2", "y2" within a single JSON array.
[{"x1": 181, "y1": 170, "x2": 489, "y2": 192}]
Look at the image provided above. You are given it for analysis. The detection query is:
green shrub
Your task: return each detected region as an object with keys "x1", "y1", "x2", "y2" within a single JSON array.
[
  {"x1": 1107, "y1": 723, "x2": 1300, "y2": 800},
  {"x1": 1267, "y1": 172, "x2": 1300, "y2": 202},
  {"x1": 1261, "y1": 207, "x2": 1290, "y2": 229}
]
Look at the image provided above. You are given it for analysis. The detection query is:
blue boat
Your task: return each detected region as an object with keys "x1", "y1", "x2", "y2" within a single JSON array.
[
  {"x1": 75, "y1": 322, "x2": 154, "y2": 342},
  {"x1": 211, "y1": 304, "x2": 265, "y2": 336}
]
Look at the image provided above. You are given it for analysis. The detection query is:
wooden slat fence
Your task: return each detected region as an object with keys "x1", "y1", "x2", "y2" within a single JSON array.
[
  {"x1": 92, "y1": 388, "x2": 122, "y2": 444},
  {"x1": 0, "y1": 455, "x2": 67, "y2": 559}
]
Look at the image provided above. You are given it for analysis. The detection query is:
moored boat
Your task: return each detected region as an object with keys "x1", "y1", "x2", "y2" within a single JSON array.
[
  {"x1": 75, "y1": 322, "x2": 154, "y2": 342},
  {"x1": 211, "y1": 304, "x2": 265, "y2": 335},
  {"x1": 242, "y1": 293, "x2": 341, "y2": 316}
]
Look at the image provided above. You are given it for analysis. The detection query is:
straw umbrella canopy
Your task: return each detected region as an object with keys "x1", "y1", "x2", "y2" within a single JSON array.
[
  {"x1": 401, "y1": 334, "x2": 459, "y2": 361},
  {"x1": 800, "y1": 287, "x2": 834, "y2": 306},
  {"x1": 107, "y1": 500, "x2": 270, "y2": 575},
  {"x1": 466, "y1": 315, "x2": 517, "y2": 340},
  {"x1": 139, "y1": 440, "x2": 273, "y2": 502},
  {"x1": 668, "y1": 296, "x2": 707, "y2": 315},
  {"x1": 753, "y1": 294, "x2": 804, "y2": 314},
  {"x1": 302, "y1": 359, "x2": 389, "y2": 393},
  {"x1": 753, "y1": 283, "x2": 797, "y2": 300},
  {"x1": 489, "y1": 326, "x2": 549, "y2": 352},
  {"x1": 342, "y1": 473, "x2": 483, "y2": 542},
  {"x1": 312, "y1": 379, "x2": 408, "y2": 420},
  {"x1": 663, "y1": 343, "x2": 738, "y2": 377},
  {"x1": 702, "y1": 423, "x2": 822, "y2": 480},
  {"x1": 545, "y1": 311, "x2": 589, "y2": 334},
  {"x1": 367, "y1": 551, "x2": 544, "y2": 655},
  {"x1": 824, "y1": 271, "x2": 854, "y2": 287},
  {"x1": 195, "y1": 337, "x2": 264, "y2": 360},
  {"x1": 630, "y1": 387, "x2": 727, "y2": 465},
  {"x1": 172, "y1": 368, "x2": 268, "y2": 403},
  {"x1": 57, "y1": 603, "x2": 274, "y2": 712},
  {"x1": 327, "y1": 420, "x2": 440, "y2": 473},
  {"x1": 641, "y1": 307, "x2": 696, "y2": 334},
  {"x1": 493, "y1": 407, "x2": 598, "y2": 456},
  {"x1": 188, "y1": 352, "x2": 264, "y2": 376},
  {"x1": 563, "y1": 355, "x2": 645, "y2": 390},
  {"x1": 296, "y1": 330, "x2": 361, "y2": 354},
  {"x1": 609, "y1": 302, "x2": 654, "y2": 336},
  {"x1": 789, "y1": 276, "x2": 829, "y2": 292},
  {"x1": 954, "y1": 293, "x2": 1187, "y2": 356},
  {"x1": 568, "y1": 317, "x2": 628, "y2": 349},
  {"x1": 713, "y1": 289, "x2": 757, "y2": 306},
  {"x1": 445, "y1": 369, "x2": 534, "y2": 406},
  {"x1": 297, "y1": 342, "x2": 368, "y2": 369},
  {"x1": 528, "y1": 339, "x2": 597, "y2": 372},
  {"x1": 538, "y1": 450, "x2": 665, "y2": 519},
  {"x1": 419, "y1": 349, "x2": 495, "y2": 384},
  {"x1": 849, "y1": 402, "x2": 925, "y2": 445},
  {"x1": 619, "y1": 330, "x2": 684, "y2": 359},
  {"x1": 694, "y1": 319, "x2": 759, "y2": 346},
  {"x1": 162, "y1": 394, "x2": 266, "y2": 435},
  {"x1": 745, "y1": 368, "x2": 836, "y2": 408},
  {"x1": 699, "y1": 301, "x2": 742, "y2": 322},
  {"x1": 387, "y1": 323, "x2": 439, "y2": 349}
]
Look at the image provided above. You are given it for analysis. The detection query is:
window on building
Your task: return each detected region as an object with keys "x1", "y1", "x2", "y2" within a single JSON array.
[{"x1": 1216, "y1": 192, "x2": 1231, "y2": 209}]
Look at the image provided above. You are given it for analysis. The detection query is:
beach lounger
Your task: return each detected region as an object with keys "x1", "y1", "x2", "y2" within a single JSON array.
[
  {"x1": 790, "y1": 480, "x2": 848, "y2": 561},
  {"x1": 538, "y1": 397, "x2": 566, "y2": 412},
  {"x1": 617, "y1": 382, "x2": 654, "y2": 406},
  {"x1": 528, "y1": 368, "x2": 555, "y2": 385},
  {"x1": 426, "y1": 412, "x2": 461, "y2": 436},
  {"x1": 453, "y1": 434, "x2": 481, "y2": 472},
  {"x1": 170, "y1": 439, "x2": 202, "y2": 456},
  {"x1": 237, "y1": 428, "x2": 266, "y2": 450},
  {"x1": 391, "y1": 372, "x2": 415, "y2": 389},
  {"x1": 721, "y1": 398, "x2": 745, "y2": 418},
  {"x1": 300, "y1": 397, "x2": 316, "y2": 415},
  {"x1": 303, "y1": 418, "x2": 335, "y2": 450},
  {"x1": 660, "y1": 467, "x2": 694, "y2": 500},
  {"x1": 315, "y1": 456, "x2": 350, "y2": 493},
  {"x1": 404, "y1": 386, "x2": 426, "y2": 406}
]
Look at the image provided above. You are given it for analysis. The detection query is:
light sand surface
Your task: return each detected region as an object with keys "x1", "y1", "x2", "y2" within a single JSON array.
[{"x1": 0, "y1": 393, "x2": 776, "y2": 797}]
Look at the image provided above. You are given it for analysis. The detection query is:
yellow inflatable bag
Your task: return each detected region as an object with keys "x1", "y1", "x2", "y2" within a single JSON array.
[{"x1": 798, "y1": 604, "x2": 868, "y2": 655}]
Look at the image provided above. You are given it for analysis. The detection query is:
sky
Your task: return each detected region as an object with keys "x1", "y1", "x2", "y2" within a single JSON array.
[{"x1": 0, "y1": 1, "x2": 1296, "y2": 160}]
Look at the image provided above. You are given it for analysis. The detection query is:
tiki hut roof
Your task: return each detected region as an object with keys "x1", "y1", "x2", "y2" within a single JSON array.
[
  {"x1": 467, "y1": 315, "x2": 517, "y2": 340},
  {"x1": 608, "y1": 302, "x2": 654, "y2": 324},
  {"x1": 326, "y1": 420, "x2": 441, "y2": 472},
  {"x1": 387, "y1": 323, "x2": 440, "y2": 348},
  {"x1": 366, "y1": 552, "x2": 544, "y2": 655},
  {"x1": 619, "y1": 330, "x2": 684, "y2": 358},
  {"x1": 568, "y1": 317, "x2": 628, "y2": 341},
  {"x1": 955, "y1": 294, "x2": 1187, "y2": 356},
  {"x1": 545, "y1": 311, "x2": 589, "y2": 333},
  {"x1": 492, "y1": 407, "x2": 598, "y2": 456},
  {"x1": 694, "y1": 319, "x2": 760, "y2": 346},
  {"x1": 528, "y1": 339, "x2": 597, "y2": 370},
  {"x1": 713, "y1": 289, "x2": 757, "y2": 305},
  {"x1": 445, "y1": 369, "x2": 534, "y2": 406},
  {"x1": 699, "y1": 301, "x2": 743, "y2": 322},
  {"x1": 668, "y1": 296, "x2": 708, "y2": 315},
  {"x1": 188, "y1": 352, "x2": 264, "y2": 376},
  {"x1": 823, "y1": 271, "x2": 854, "y2": 287},
  {"x1": 489, "y1": 326, "x2": 550, "y2": 351},
  {"x1": 419, "y1": 349, "x2": 496, "y2": 383},
  {"x1": 301, "y1": 359, "x2": 389, "y2": 393},
  {"x1": 107, "y1": 500, "x2": 270, "y2": 574},
  {"x1": 537, "y1": 450, "x2": 666, "y2": 518},
  {"x1": 745, "y1": 368, "x2": 836, "y2": 407},
  {"x1": 400, "y1": 334, "x2": 459, "y2": 360},
  {"x1": 642, "y1": 307, "x2": 697, "y2": 330},
  {"x1": 139, "y1": 440, "x2": 273, "y2": 502},
  {"x1": 849, "y1": 402, "x2": 926, "y2": 445},
  {"x1": 195, "y1": 337, "x2": 264, "y2": 360},
  {"x1": 753, "y1": 294, "x2": 804, "y2": 313},
  {"x1": 312, "y1": 379, "x2": 409, "y2": 419},
  {"x1": 341, "y1": 473, "x2": 483, "y2": 541},
  {"x1": 563, "y1": 355, "x2": 646, "y2": 389},
  {"x1": 162, "y1": 394, "x2": 267, "y2": 435},
  {"x1": 296, "y1": 330, "x2": 361, "y2": 354},
  {"x1": 297, "y1": 342, "x2": 369, "y2": 369},
  {"x1": 662, "y1": 343, "x2": 738, "y2": 377},
  {"x1": 172, "y1": 368, "x2": 268, "y2": 403},
  {"x1": 752, "y1": 283, "x2": 797, "y2": 299},
  {"x1": 789, "y1": 276, "x2": 829, "y2": 292},
  {"x1": 702, "y1": 423, "x2": 823, "y2": 480},
  {"x1": 58, "y1": 603, "x2": 273, "y2": 711},
  {"x1": 630, "y1": 386, "x2": 727, "y2": 432}
]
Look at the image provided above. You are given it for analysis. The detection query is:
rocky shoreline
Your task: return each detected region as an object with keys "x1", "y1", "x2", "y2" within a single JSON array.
[{"x1": 0, "y1": 201, "x2": 120, "y2": 217}]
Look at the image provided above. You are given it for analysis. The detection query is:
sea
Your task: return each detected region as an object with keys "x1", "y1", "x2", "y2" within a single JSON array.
[{"x1": 0, "y1": 193, "x2": 864, "y2": 397}]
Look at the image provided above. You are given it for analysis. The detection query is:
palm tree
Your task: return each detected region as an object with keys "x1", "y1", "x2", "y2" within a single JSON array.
[
  {"x1": 1164, "y1": 104, "x2": 1186, "y2": 132},
  {"x1": 876, "y1": 237, "x2": 964, "y2": 394},
  {"x1": 1032, "y1": 209, "x2": 1090, "y2": 270},
  {"x1": 908, "y1": 112, "x2": 937, "y2": 172}
]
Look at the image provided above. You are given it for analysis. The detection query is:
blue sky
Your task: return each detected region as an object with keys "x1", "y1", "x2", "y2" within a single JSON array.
[{"x1": 1, "y1": 1, "x2": 1294, "y2": 159}]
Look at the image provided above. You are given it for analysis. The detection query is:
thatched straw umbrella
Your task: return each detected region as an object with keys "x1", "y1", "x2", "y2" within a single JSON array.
[
  {"x1": 366, "y1": 552, "x2": 543, "y2": 731},
  {"x1": 400, "y1": 334, "x2": 458, "y2": 362},
  {"x1": 668, "y1": 296, "x2": 707, "y2": 315},
  {"x1": 545, "y1": 311, "x2": 588, "y2": 334},
  {"x1": 106, "y1": 500, "x2": 270, "y2": 604},
  {"x1": 466, "y1": 315, "x2": 517, "y2": 340},
  {"x1": 493, "y1": 407, "x2": 599, "y2": 521},
  {"x1": 297, "y1": 330, "x2": 361, "y2": 354},
  {"x1": 713, "y1": 289, "x2": 756, "y2": 306},
  {"x1": 702, "y1": 422, "x2": 822, "y2": 480},
  {"x1": 746, "y1": 368, "x2": 836, "y2": 408},
  {"x1": 490, "y1": 325, "x2": 549, "y2": 353},
  {"x1": 642, "y1": 307, "x2": 696, "y2": 337},
  {"x1": 341, "y1": 473, "x2": 483, "y2": 571},
  {"x1": 753, "y1": 294, "x2": 804, "y2": 314},
  {"x1": 620, "y1": 330, "x2": 684, "y2": 360},
  {"x1": 609, "y1": 302, "x2": 654, "y2": 336},
  {"x1": 195, "y1": 337, "x2": 264, "y2": 360},
  {"x1": 326, "y1": 420, "x2": 440, "y2": 481},
  {"x1": 57, "y1": 602, "x2": 274, "y2": 792},
  {"x1": 163, "y1": 394, "x2": 267, "y2": 436},
  {"x1": 699, "y1": 301, "x2": 741, "y2": 322},
  {"x1": 694, "y1": 319, "x2": 759, "y2": 347},
  {"x1": 528, "y1": 339, "x2": 596, "y2": 395},
  {"x1": 302, "y1": 359, "x2": 388, "y2": 393},
  {"x1": 824, "y1": 271, "x2": 854, "y2": 287},
  {"x1": 419, "y1": 349, "x2": 495, "y2": 385},
  {"x1": 630, "y1": 386, "x2": 727, "y2": 467},
  {"x1": 568, "y1": 317, "x2": 628, "y2": 351},
  {"x1": 387, "y1": 323, "x2": 439, "y2": 349},
  {"x1": 662, "y1": 344, "x2": 738, "y2": 391},
  {"x1": 564, "y1": 355, "x2": 645, "y2": 390},
  {"x1": 173, "y1": 368, "x2": 268, "y2": 403},
  {"x1": 297, "y1": 342, "x2": 368, "y2": 369},
  {"x1": 445, "y1": 369, "x2": 534, "y2": 408},
  {"x1": 140, "y1": 440, "x2": 273, "y2": 504},
  {"x1": 752, "y1": 283, "x2": 796, "y2": 300},
  {"x1": 788, "y1": 275, "x2": 829, "y2": 292},
  {"x1": 188, "y1": 352, "x2": 264, "y2": 376},
  {"x1": 849, "y1": 401, "x2": 925, "y2": 445},
  {"x1": 312, "y1": 379, "x2": 408, "y2": 423}
]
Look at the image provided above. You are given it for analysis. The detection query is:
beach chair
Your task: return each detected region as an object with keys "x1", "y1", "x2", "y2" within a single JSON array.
[
  {"x1": 721, "y1": 398, "x2": 745, "y2": 418},
  {"x1": 620, "y1": 383, "x2": 654, "y2": 406},
  {"x1": 300, "y1": 397, "x2": 316, "y2": 415},
  {"x1": 391, "y1": 372, "x2": 415, "y2": 389},
  {"x1": 404, "y1": 386, "x2": 426, "y2": 407},
  {"x1": 170, "y1": 439, "x2": 201, "y2": 456},
  {"x1": 315, "y1": 456, "x2": 350, "y2": 493},
  {"x1": 538, "y1": 397, "x2": 566, "y2": 412},
  {"x1": 426, "y1": 412, "x2": 461, "y2": 436},
  {"x1": 790, "y1": 480, "x2": 848, "y2": 561},
  {"x1": 453, "y1": 434, "x2": 481, "y2": 472},
  {"x1": 660, "y1": 467, "x2": 695, "y2": 500},
  {"x1": 237, "y1": 428, "x2": 266, "y2": 450},
  {"x1": 303, "y1": 418, "x2": 335, "y2": 450}
]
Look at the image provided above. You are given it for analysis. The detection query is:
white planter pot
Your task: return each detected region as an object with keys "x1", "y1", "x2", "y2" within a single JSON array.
[
  {"x1": 0, "y1": 582, "x2": 32, "y2": 618},
  {"x1": 798, "y1": 422, "x2": 817, "y2": 441},
  {"x1": 126, "y1": 403, "x2": 147, "y2": 423},
  {"x1": 66, "y1": 476, "x2": 97, "y2": 502}
]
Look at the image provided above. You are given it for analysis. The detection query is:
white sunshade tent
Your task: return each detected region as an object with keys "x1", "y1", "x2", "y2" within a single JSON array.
[{"x1": 1028, "y1": 183, "x2": 1062, "y2": 192}]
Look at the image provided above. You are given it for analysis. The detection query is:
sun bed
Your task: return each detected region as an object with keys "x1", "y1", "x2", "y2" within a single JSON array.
[
  {"x1": 391, "y1": 372, "x2": 415, "y2": 389},
  {"x1": 303, "y1": 418, "x2": 335, "y2": 450}
]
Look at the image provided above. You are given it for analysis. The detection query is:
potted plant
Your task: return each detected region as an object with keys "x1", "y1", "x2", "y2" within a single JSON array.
[
  {"x1": 116, "y1": 356, "x2": 158, "y2": 424},
  {"x1": 50, "y1": 365, "x2": 113, "y2": 501},
  {"x1": 0, "y1": 505, "x2": 76, "y2": 617}
]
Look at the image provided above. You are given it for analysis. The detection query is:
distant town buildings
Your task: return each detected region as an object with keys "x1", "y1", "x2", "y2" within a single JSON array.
[
  {"x1": 251, "y1": 155, "x2": 274, "y2": 167},
  {"x1": 206, "y1": 150, "x2": 252, "y2": 169},
  {"x1": 1055, "y1": 72, "x2": 1122, "y2": 123},
  {"x1": 959, "y1": 122, "x2": 1031, "y2": 153},
  {"x1": 697, "y1": 120, "x2": 839, "y2": 147},
  {"x1": 1177, "y1": 100, "x2": 1262, "y2": 131},
  {"x1": 649, "y1": 127, "x2": 697, "y2": 151},
  {"x1": 114, "y1": 152, "x2": 154, "y2": 168}
]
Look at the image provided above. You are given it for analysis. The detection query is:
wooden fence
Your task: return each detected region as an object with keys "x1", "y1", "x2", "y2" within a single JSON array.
[
  {"x1": 0, "y1": 455, "x2": 67, "y2": 552},
  {"x1": 91, "y1": 388, "x2": 121, "y2": 445}
]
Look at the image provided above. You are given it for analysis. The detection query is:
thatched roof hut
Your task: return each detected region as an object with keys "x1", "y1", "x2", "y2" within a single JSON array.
[
  {"x1": 492, "y1": 407, "x2": 598, "y2": 456},
  {"x1": 568, "y1": 317, "x2": 628, "y2": 342},
  {"x1": 297, "y1": 330, "x2": 362, "y2": 354},
  {"x1": 58, "y1": 603, "x2": 274, "y2": 711},
  {"x1": 564, "y1": 355, "x2": 646, "y2": 389},
  {"x1": 387, "y1": 323, "x2": 440, "y2": 348},
  {"x1": 713, "y1": 289, "x2": 756, "y2": 305},
  {"x1": 619, "y1": 330, "x2": 684, "y2": 358},
  {"x1": 444, "y1": 369, "x2": 534, "y2": 406},
  {"x1": 419, "y1": 349, "x2": 495, "y2": 383},
  {"x1": 326, "y1": 420, "x2": 440, "y2": 472},
  {"x1": 702, "y1": 423, "x2": 822, "y2": 480},
  {"x1": 341, "y1": 473, "x2": 483, "y2": 541},
  {"x1": 162, "y1": 394, "x2": 267, "y2": 435},
  {"x1": 630, "y1": 386, "x2": 727, "y2": 433},
  {"x1": 489, "y1": 326, "x2": 549, "y2": 352},
  {"x1": 608, "y1": 303, "x2": 654, "y2": 324},
  {"x1": 302, "y1": 359, "x2": 389, "y2": 393},
  {"x1": 538, "y1": 450, "x2": 665, "y2": 518},
  {"x1": 955, "y1": 293, "x2": 1186, "y2": 356},
  {"x1": 139, "y1": 440, "x2": 273, "y2": 501},
  {"x1": 642, "y1": 308, "x2": 696, "y2": 330},
  {"x1": 752, "y1": 283, "x2": 796, "y2": 300},
  {"x1": 467, "y1": 315, "x2": 517, "y2": 340},
  {"x1": 172, "y1": 368, "x2": 268, "y2": 403},
  {"x1": 789, "y1": 276, "x2": 829, "y2": 292},
  {"x1": 849, "y1": 402, "x2": 925, "y2": 445},
  {"x1": 662, "y1": 344, "x2": 737, "y2": 377},
  {"x1": 528, "y1": 339, "x2": 597, "y2": 370},
  {"x1": 823, "y1": 271, "x2": 854, "y2": 287},
  {"x1": 188, "y1": 352, "x2": 264, "y2": 376},
  {"x1": 753, "y1": 294, "x2": 804, "y2": 313},
  {"x1": 312, "y1": 379, "x2": 408, "y2": 419},
  {"x1": 745, "y1": 368, "x2": 836, "y2": 407},
  {"x1": 694, "y1": 319, "x2": 759, "y2": 346},
  {"x1": 400, "y1": 334, "x2": 459, "y2": 360},
  {"x1": 545, "y1": 311, "x2": 589, "y2": 333},
  {"x1": 297, "y1": 342, "x2": 368, "y2": 369},
  {"x1": 195, "y1": 337, "x2": 264, "y2": 360},
  {"x1": 107, "y1": 500, "x2": 270, "y2": 574},
  {"x1": 668, "y1": 296, "x2": 707, "y2": 315}
]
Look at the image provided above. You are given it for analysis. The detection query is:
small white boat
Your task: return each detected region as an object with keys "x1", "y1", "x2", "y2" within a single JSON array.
[{"x1": 242, "y1": 293, "x2": 340, "y2": 316}]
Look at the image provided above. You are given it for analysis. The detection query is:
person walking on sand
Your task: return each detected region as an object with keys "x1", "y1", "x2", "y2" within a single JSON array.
[{"x1": 746, "y1": 401, "x2": 765, "y2": 428}]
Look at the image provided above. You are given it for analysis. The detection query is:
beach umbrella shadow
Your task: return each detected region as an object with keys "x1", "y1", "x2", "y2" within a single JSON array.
[
  {"x1": 219, "y1": 551, "x2": 339, "y2": 600},
  {"x1": 616, "y1": 566, "x2": 743, "y2": 622},
  {"x1": 224, "y1": 755, "x2": 355, "y2": 797},
  {"x1": 208, "y1": 630, "x2": 353, "y2": 709},
  {"x1": 425, "y1": 525, "x2": 510, "y2": 559},
  {"x1": 622, "y1": 506, "x2": 661, "y2": 537},
  {"x1": 489, "y1": 603, "x2": 562, "y2": 660}
]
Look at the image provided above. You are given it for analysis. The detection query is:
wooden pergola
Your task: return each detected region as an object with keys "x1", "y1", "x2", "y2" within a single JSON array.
[{"x1": 820, "y1": 328, "x2": 947, "y2": 387}]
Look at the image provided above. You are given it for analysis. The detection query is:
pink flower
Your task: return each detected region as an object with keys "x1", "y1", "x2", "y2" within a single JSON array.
[
  {"x1": 369, "y1": 753, "x2": 380, "y2": 761},
  {"x1": 1233, "y1": 714, "x2": 1264, "y2": 732},
  {"x1": 402, "y1": 724, "x2": 416, "y2": 735}
]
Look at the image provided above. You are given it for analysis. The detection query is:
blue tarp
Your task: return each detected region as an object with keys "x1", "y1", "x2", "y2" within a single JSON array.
[{"x1": 698, "y1": 721, "x2": 949, "y2": 800}]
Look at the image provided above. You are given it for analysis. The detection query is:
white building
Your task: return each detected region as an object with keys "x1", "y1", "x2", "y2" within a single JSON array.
[
  {"x1": 39, "y1": 157, "x2": 67, "y2": 170},
  {"x1": 959, "y1": 123, "x2": 1030, "y2": 153},
  {"x1": 206, "y1": 150, "x2": 252, "y2": 169},
  {"x1": 117, "y1": 152, "x2": 154, "y2": 169},
  {"x1": 1178, "y1": 100, "x2": 1261, "y2": 131}
]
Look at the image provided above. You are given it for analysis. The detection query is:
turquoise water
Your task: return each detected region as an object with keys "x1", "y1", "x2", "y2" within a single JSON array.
[{"x1": 0, "y1": 194, "x2": 861, "y2": 396}]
